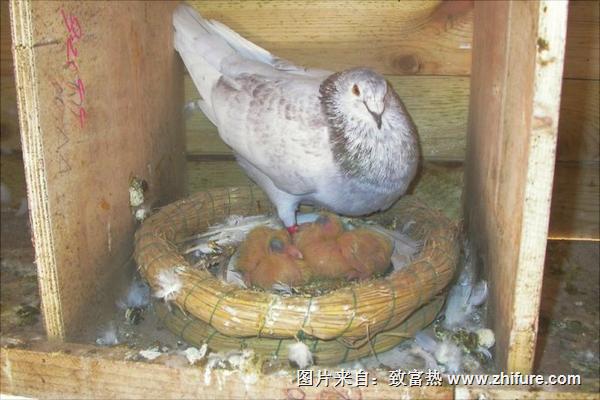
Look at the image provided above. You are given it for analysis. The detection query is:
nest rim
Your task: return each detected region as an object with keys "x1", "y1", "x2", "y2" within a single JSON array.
[{"x1": 134, "y1": 185, "x2": 459, "y2": 343}]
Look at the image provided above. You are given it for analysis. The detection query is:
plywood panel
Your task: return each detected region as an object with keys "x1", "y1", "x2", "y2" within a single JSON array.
[
  {"x1": 549, "y1": 163, "x2": 600, "y2": 241},
  {"x1": 465, "y1": 0, "x2": 568, "y2": 373},
  {"x1": 185, "y1": 75, "x2": 597, "y2": 163},
  {"x1": 1, "y1": 0, "x2": 20, "y2": 151},
  {"x1": 9, "y1": 1, "x2": 185, "y2": 339},
  {"x1": 188, "y1": 0, "x2": 473, "y2": 76},
  {"x1": 187, "y1": 1, "x2": 597, "y2": 80},
  {"x1": 557, "y1": 79, "x2": 599, "y2": 162},
  {"x1": 1, "y1": 343, "x2": 597, "y2": 399},
  {"x1": 563, "y1": 0, "x2": 599, "y2": 80}
]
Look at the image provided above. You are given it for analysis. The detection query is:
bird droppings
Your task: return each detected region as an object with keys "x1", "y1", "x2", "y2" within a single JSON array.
[
  {"x1": 537, "y1": 37, "x2": 550, "y2": 52},
  {"x1": 129, "y1": 176, "x2": 147, "y2": 207}
]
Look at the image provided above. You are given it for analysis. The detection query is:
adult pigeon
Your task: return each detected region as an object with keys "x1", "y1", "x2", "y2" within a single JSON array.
[{"x1": 173, "y1": 4, "x2": 419, "y2": 233}]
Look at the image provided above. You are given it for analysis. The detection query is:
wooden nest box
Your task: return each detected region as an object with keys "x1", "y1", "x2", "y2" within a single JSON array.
[{"x1": 3, "y1": 1, "x2": 597, "y2": 398}]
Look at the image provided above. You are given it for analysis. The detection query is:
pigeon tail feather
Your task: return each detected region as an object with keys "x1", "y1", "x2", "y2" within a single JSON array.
[{"x1": 173, "y1": 4, "x2": 236, "y2": 122}]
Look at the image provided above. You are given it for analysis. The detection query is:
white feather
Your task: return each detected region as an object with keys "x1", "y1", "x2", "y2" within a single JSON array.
[
  {"x1": 184, "y1": 344, "x2": 208, "y2": 365},
  {"x1": 153, "y1": 268, "x2": 183, "y2": 301},
  {"x1": 0, "y1": 182, "x2": 11, "y2": 206},
  {"x1": 96, "y1": 324, "x2": 119, "y2": 346},
  {"x1": 185, "y1": 214, "x2": 279, "y2": 254},
  {"x1": 118, "y1": 279, "x2": 150, "y2": 309},
  {"x1": 434, "y1": 340, "x2": 462, "y2": 374},
  {"x1": 288, "y1": 342, "x2": 313, "y2": 369}
]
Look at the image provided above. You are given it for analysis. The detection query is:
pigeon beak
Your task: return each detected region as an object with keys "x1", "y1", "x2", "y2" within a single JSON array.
[
  {"x1": 374, "y1": 113, "x2": 382, "y2": 130},
  {"x1": 365, "y1": 103, "x2": 383, "y2": 129},
  {"x1": 285, "y1": 244, "x2": 304, "y2": 260},
  {"x1": 369, "y1": 110, "x2": 383, "y2": 130}
]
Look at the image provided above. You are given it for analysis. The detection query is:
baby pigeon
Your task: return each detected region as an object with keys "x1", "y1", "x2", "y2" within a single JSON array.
[
  {"x1": 237, "y1": 227, "x2": 310, "y2": 289},
  {"x1": 174, "y1": 5, "x2": 419, "y2": 233},
  {"x1": 295, "y1": 213, "x2": 393, "y2": 280}
]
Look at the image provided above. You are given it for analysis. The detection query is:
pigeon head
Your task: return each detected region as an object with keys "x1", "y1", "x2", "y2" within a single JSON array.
[
  {"x1": 320, "y1": 68, "x2": 419, "y2": 186},
  {"x1": 268, "y1": 234, "x2": 303, "y2": 260},
  {"x1": 320, "y1": 68, "x2": 389, "y2": 130}
]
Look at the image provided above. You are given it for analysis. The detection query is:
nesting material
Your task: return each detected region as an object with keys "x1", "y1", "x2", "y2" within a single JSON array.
[
  {"x1": 287, "y1": 341, "x2": 313, "y2": 368},
  {"x1": 355, "y1": 241, "x2": 495, "y2": 374},
  {"x1": 153, "y1": 268, "x2": 183, "y2": 302},
  {"x1": 134, "y1": 186, "x2": 459, "y2": 363}
]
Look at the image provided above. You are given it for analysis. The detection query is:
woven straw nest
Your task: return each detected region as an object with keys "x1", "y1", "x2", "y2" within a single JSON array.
[{"x1": 134, "y1": 186, "x2": 459, "y2": 362}]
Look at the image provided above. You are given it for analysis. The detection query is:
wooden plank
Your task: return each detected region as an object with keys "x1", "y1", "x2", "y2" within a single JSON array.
[
  {"x1": 465, "y1": 0, "x2": 568, "y2": 374},
  {"x1": 187, "y1": 1, "x2": 597, "y2": 79},
  {"x1": 549, "y1": 162, "x2": 600, "y2": 241},
  {"x1": 188, "y1": 0, "x2": 474, "y2": 76},
  {"x1": 185, "y1": 74, "x2": 598, "y2": 163},
  {"x1": 185, "y1": 75, "x2": 470, "y2": 161},
  {"x1": 563, "y1": 0, "x2": 599, "y2": 80},
  {"x1": 187, "y1": 160, "x2": 252, "y2": 194},
  {"x1": 2, "y1": 342, "x2": 597, "y2": 399},
  {"x1": 0, "y1": 343, "x2": 453, "y2": 400},
  {"x1": 1, "y1": 0, "x2": 12, "y2": 77},
  {"x1": 1, "y1": 0, "x2": 20, "y2": 151},
  {"x1": 9, "y1": 1, "x2": 186, "y2": 339},
  {"x1": 557, "y1": 79, "x2": 599, "y2": 162},
  {"x1": 187, "y1": 159, "x2": 599, "y2": 241}
]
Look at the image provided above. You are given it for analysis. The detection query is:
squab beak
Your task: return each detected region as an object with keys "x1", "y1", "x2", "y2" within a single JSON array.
[{"x1": 285, "y1": 244, "x2": 304, "y2": 260}]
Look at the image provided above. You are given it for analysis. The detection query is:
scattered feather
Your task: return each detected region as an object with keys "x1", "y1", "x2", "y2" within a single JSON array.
[
  {"x1": 468, "y1": 281, "x2": 488, "y2": 307},
  {"x1": 96, "y1": 324, "x2": 119, "y2": 346},
  {"x1": 288, "y1": 341, "x2": 313, "y2": 369},
  {"x1": 226, "y1": 349, "x2": 254, "y2": 369},
  {"x1": 0, "y1": 182, "x2": 11, "y2": 206},
  {"x1": 410, "y1": 344, "x2": 439, "y2": 371},
  {"x1": 15, "y1": 198, "x2": 28, "y2": 216},
  {"x1": 442, "y1": 240, "x2": 488, "y2": 329},
  {"x1": 434, "y1": 339, "x2": 462, "y2": 374},
  {"x1": 118, "y1": 279, "x2": 151, "y2": 309},
  {"x1": 225, "y1": 251, "x2": 247, "y2": 288},
  {"x1": 271, "y1": 282, "x2": 293, "y2": 295},
  {"x1": 364, "y1": 224, "x2": 420, "y2": 271},
  {"x1": 153, "y1": 268, "x2": 183, "y2": 301},
  {"x1": 134, "y1": 206, "x2": 151, "y2": 222},
  {"x1": 139, "y1": 347, "x2": 163, "y2": 361},
  {"x1": 401, "y1": 220, "x2": 416, "y2": 233},
  {"x1": 414, "y1": 331, "x2": 438, "y2": 354},
  {"x1": 184, "y1": 344, "x2": 208, "y2": 365},
  {"x1": 184, "y1": 99, "x2": 203, "y2": 118},
  {"x1": 184, "y1": 214, "x2": 280, "y2": 254}
]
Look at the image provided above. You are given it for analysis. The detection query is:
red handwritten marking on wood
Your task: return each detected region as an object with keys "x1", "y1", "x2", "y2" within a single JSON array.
[{"x1": 61, "y1": 9, "x2": 86, "y2": 128}]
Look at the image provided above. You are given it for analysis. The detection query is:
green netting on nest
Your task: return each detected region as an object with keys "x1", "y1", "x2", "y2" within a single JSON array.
[
  {"x1": 134, "y1": 186, "x2": 459, "y2": 361},
  {"x1": 155, "y1": 296, "x2": 444, "y2": 365}
]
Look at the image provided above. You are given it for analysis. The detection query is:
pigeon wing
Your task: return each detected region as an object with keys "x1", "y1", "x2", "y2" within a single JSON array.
[{"x1": 211, "y1": 74, "x2": 334, "y2": 196}]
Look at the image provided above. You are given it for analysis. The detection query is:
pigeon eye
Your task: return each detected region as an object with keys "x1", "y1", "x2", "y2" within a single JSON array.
[
  {"x1": 352, "y1": 84, "x2": 360, "y2": 97},
  {"x1": 269, "y1": 238, "x2": 285, "y2": 253}
]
